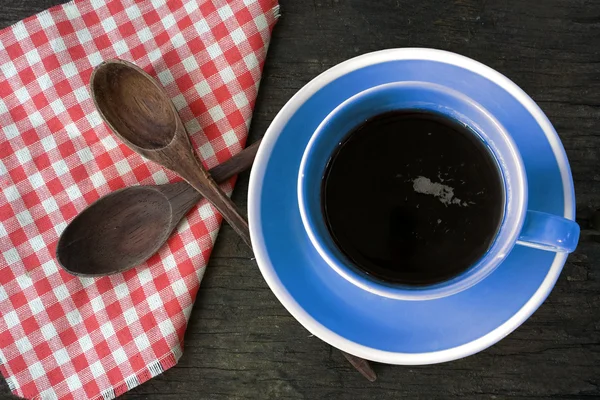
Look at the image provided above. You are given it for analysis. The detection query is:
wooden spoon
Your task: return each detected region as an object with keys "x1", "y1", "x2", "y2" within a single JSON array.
[
  {"x1": 90, "y1": 59, "x2": 251, "y2": 247},
  {"x1": 56, "y1": 140, "x2": 261, "y2": 277}
]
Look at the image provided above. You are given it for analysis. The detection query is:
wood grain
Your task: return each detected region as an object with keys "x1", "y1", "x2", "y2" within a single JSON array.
[{"x1": 2, "y1": 0, "x2": 600, "y2": 399}]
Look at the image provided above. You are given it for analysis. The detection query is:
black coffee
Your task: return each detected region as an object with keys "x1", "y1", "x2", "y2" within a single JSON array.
[{"x1": 322, "y1": 110, "x2": 504, "y2": 286}]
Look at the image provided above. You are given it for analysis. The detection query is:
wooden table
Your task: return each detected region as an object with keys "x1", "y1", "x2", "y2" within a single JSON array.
[{"x1": 2, "y1": 0, "x2": 600, "y2": 398}]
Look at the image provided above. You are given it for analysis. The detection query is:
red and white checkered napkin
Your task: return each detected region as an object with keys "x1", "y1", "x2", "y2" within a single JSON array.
[{"x1": 0, "y1": 0, "x2": 279, "y2": 398}]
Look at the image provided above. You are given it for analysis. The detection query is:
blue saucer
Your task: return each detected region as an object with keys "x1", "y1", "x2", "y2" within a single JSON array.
[{"x1": 248, "y1": 49, "x2": 575, "y2": 364}]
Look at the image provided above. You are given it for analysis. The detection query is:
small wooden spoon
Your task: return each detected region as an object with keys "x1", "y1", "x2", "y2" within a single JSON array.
[
  {"x1": 90, "y1": 59, "x2": 251, "y2": 247},
  {"x1": 56, "y1": 140, "x2": 261, "y2": 277},
  {"x1": 55, "y1": 138, "x2": 377, "y2": 381}
]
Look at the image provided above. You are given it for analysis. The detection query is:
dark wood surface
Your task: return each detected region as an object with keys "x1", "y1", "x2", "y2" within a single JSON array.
[{"x1": 2, "y1": 0, "x2": 600, "y2": 398}]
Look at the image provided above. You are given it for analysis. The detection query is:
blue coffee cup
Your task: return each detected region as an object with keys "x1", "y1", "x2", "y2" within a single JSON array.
[{"x1": 298, "y1": 81, "x2": 580, "y2": 301}]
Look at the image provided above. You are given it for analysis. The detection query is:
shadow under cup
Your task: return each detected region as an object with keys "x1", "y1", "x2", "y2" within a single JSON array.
[{"x1": 298, "y1": 81, "x2": 530, "y2": 301}]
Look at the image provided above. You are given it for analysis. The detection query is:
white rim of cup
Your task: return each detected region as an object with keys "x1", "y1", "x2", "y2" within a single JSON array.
[{"x1": 248, "y1": 48, "x2": 574, "y2": 364}]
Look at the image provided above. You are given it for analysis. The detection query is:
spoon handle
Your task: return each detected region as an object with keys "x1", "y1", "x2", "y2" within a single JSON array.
[
  {"x1": 165, "y1": 140, "x2": 262, "y2": 220},
  {"x1": 199, "y1": 182, "x2": 252, "y2": 246},
  {"x1": 210, "y1": 140, "x2": 262, "y2": 183},
  {"x1": 341, "y1": 351, "x2": 377, "y2": 381},
  {"x1": 178, "y1": 142, "x2": 252, "y2": 247}
]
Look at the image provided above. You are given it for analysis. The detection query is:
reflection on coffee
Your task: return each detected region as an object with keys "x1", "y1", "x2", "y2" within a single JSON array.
[{"x1": 322, "y1": 110, "x2": 505, "y2": 285}]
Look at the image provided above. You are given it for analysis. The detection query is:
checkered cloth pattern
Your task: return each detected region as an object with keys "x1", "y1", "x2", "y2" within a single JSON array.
[{"x1": 0, "y1": 0, "x2": 279, "y2": 398}]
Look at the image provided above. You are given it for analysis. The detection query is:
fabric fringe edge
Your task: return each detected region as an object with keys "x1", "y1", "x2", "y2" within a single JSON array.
[
  {"x1": 96, "y1": 346, "x2": 183, "y2": 400},
  {"x1": 0, "y1": 346, "x2": 183, "y2": 400},
  {"x1": 272, "y1": 4, "x2": 281, "y2": 19}
]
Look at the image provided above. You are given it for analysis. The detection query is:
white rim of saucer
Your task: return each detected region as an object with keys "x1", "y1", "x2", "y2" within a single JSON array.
[{"x1": 248, "y1": 48, "x2": 574, "y2": 365}]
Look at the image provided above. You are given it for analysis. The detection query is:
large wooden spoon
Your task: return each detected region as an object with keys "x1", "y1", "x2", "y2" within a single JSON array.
[
  {"x1": 56, "y1": 140, "x2": 261, "y2": 277},
  {"x1": 90, "y1": 59, "x2": 251, "y2": 247}
]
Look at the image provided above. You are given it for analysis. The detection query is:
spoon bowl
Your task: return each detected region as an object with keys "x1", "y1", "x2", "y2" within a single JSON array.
[
  {"x1": 57, "y1": 186, "x2": 175, "y2": 276},
  {"x1": 91, "y1": 61, "x2": 177, "y2": 150}
]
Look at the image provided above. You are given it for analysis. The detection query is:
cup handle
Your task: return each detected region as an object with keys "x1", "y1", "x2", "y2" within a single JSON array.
[{"x1": 516, "y1": 210, "x2": 580, "y2": 253}]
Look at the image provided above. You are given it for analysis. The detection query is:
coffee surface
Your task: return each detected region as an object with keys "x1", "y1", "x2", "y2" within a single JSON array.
[{"x1": 322, "y1": 110, "x2": 505, "y2": 285}]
